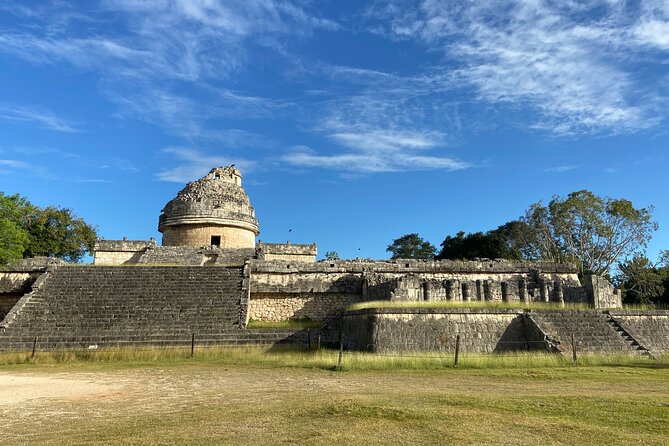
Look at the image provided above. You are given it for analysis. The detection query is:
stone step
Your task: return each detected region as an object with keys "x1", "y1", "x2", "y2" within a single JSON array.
[{"x1": 0, "y1": 266, "x2": 248, "y2": 348}]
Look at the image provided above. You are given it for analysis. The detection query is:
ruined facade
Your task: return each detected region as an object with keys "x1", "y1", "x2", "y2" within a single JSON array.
[
  {"x1": 3, "y1": 165, "x2": 657, "y2": 355},
  {"x1": 89, "y1": 165, "x2": 619, "y2": 322}
]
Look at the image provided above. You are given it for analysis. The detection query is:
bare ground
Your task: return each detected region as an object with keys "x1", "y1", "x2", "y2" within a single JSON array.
[{"x1": 1, "y1": 364, "x2": 668, "y2": 445}]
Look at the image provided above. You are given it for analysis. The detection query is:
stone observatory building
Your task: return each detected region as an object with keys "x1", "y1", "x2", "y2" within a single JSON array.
[{"x1": 158, "y1": 166, "x2": 259, "y2": 249}]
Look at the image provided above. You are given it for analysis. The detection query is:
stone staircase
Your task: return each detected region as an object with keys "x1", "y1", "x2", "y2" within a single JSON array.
[
  {"x1": 0, "y1": 328, "x2": 311, "y2": 350},
  {"x1": 0, "y1": 265, "x2": 250, "y2": 349},
  {"x1": 527, "y1": 310, "x2": 647, "y2": 355}
]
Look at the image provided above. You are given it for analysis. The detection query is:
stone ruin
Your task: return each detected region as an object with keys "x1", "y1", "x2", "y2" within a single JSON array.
[{"x1": 0, "y1": 165, "x2": 664, "y2": 355}]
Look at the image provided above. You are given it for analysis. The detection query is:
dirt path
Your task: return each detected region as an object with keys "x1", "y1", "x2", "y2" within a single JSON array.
[{"x1": 0, "y1": 372, "x2": 126, "y2": 405}]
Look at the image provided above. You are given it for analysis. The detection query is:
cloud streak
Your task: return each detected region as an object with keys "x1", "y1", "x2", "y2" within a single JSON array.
[
  {"x1": 156, "y1": 147, "x2": 257, "y2": 182},
  {"x1": 367, "y1": 0, "x2": 669, "y2": 135},
  {"x1": 0, "y1": 104, "x2": 80, "y2": 133}
]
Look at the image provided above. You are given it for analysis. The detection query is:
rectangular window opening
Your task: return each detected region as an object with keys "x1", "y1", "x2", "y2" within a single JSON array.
[{"x1": 211, "y1": 235, "x2": 221, "y2": 247}]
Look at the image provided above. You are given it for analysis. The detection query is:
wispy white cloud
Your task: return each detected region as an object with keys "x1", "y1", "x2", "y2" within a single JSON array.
[
  {"x1": 0, "y1": 159, "x2": 56, "y2": 179},
  {"x1": 367, "y1": 0, "x2": 669, "y2": 135},
  {"x1": 282, "y1": 145, "x2": 467, "y2": 174},
  {"x1": 156, "y1": 147, "x2": 256, "y2": 182},
  {"x1": 0, "y1": 104, "x2": 80, "y2": 132},
  {"x1": 544, "y1": 165, "x2": 579, "y2": 173},
  {"x1": 0, "y1": 1, "x2": 331, "y2": 142}
]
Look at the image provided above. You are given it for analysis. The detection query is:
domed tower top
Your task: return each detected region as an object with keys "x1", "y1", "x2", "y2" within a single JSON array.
[{"x1": 158, "y1": 166, "x2": 260, "y2": 248}]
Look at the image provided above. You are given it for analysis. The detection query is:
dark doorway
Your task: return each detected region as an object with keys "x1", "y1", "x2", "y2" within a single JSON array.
[{"x1": 211, "y1": 235, "x2": 221, "y2": 247}]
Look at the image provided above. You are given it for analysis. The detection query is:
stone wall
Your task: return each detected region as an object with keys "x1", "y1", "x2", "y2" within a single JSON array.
[
  {"x1": 248, "y1": 259, "x2": 583, "y2": 321},
  {"x1": 584, "y1": 275, "x2": 622, "y2": 308},
  {"x1": 0, "y1": 272, "x2": 39, "y2": 294},
  {"x1": 161, "y1": 223, "x2": 256, "y2": 249},
  {"x1": 137, "y1": 246, "x2": 255, "y2": 266},
  {"x1": 256, "y1": 242, "x2": 317, "y2": 263},
  {"x1": 0, "y1": 294, "x2": 21, "y2": 320},
  {"x1": 94, "y1": 239, "x2": 156, "y2": 265},
  {"x1": 610, "y1": 310, "x2": 669, "y2": 353},
  {"x1": 249, "y1": 292, "x2": 362, "y2": 321},
  {"x1": 341, "y1": 308, "x2": 539, "y2": 353}
]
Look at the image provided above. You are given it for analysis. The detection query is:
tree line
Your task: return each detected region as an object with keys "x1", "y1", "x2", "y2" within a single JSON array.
[
  {"x1": 0, "y1": 192, "x2": 97, "y2": 265},
  {"x1": 386, "y1": 190, "x2": 666, "y2": 306}
]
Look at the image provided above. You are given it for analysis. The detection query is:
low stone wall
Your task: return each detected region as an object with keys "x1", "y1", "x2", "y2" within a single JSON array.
[
  {"x1": 249, "y1": 293, "x2": 361, "y2": 321},
  {"x1": 0, "y1": 294, "x2": 21, "y2": 320},
  {"x1": 610, "y1": 311, "x2": 669, "y2": 353},
  {"x1": 341, "y1": 308, "x2": 542, "y2": 353},
  {"x1": 0, "y1": 272, "x2": 40, "y2": 294},
  {"x1": 137, "y1": 246, "x2": 255, "y2": 266},
  {"x1": 94, "y1": 239, "x2": 156, "y2": 265},
  {"x1": 256, "y1": 242, "x2": 317, "y2": 263}
]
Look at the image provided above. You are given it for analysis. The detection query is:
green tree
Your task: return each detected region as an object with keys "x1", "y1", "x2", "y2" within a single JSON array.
[
  {"x1": 437, "y1": 231, "x2": 515, "y2": 260},
  {"x1": 0, "y1": 218, "x2": 30, "y2": 265},
  {"x1": 387, "y1": 233, "x2": 436, "y2": 259},
  {"x1": 521, "y1": 190, "x2": 657, "y2": 275},
  {"x1": 324, "y1": 251, "x2": 340, "y2": 260},
  {"x1": 436, "y1": 222, "x2": 530, "y2": 260},
  {"x1": 616, "y1": 255, "x2": 669, "y2": 305},
  {"x1": 0, "y1": 192, "x2": 97, "y2": 265}
]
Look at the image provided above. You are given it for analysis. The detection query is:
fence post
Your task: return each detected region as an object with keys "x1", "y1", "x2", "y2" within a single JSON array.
[
  {"x1": 191, "y1": 333, "x2": 195, "y2": 358},
  {"x1": 337, "y1": 329, "x2": 343, "y2": 371},
  {"x1": 31, "y1": 337, "x2": 37, "y2": 359},
  {"x1": 317, "y1": 335, "x2": 321, "y2": 351},
  {"x1": 454, "y1": 334, "x2": 461, "y2": 368},
  {"x1": 308, "y1": 329, "x2": 312, "y2": 350},
  {"x1": 571, "y1": 333, "x2": 577, "y2": 363}
]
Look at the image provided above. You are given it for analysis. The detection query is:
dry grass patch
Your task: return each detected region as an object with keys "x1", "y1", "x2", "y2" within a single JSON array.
[{"x1": 1, "y1": 357, "x2": 668, "y2": 445}]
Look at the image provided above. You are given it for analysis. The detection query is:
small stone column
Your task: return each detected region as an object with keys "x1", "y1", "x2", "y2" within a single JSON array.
[
  {"x1": 422, "y1": 281, "x2": 431, "y2": 301},
  {"x1": 462, "y1": 282, "x2": 471, "y2": 302},
  {"x1": 501, "y1": 282, "x2": 509, "y2": 302},
  {"x1": 445, "y1": 280, "x2": 456, "y2": 301},
  {"x1": 540, "y1": 278, "x2": 549, "y2": 303},
  {"x1": 483, "y1": 280, "x2": 492, "y2": 301},
  {"x1": 476, "y1": 280, "x2": 482, "y2": 301},
  {"x1": 518, "y1": 278, "x2": 527, "y2": 303},
  {"x1": 554, "y1": 281, "x2": 564, "y2": 306}
]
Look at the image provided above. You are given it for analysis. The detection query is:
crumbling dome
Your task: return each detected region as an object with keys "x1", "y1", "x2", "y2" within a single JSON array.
[{"x1": 158, "y1": 166, "x2": 260, "y2": 248}]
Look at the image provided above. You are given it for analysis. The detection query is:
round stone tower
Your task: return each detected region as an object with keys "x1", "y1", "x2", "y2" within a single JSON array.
[{"x1": 158, "y1": 166, "x2": 259, "y2": 248}]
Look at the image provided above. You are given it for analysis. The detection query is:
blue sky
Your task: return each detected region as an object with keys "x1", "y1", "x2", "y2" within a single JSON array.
[{"x1": 0, "y1": 0, "x2": 667, "y2": 261}]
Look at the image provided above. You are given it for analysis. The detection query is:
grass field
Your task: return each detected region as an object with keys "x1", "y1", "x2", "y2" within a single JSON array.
[{"x1": 1, "y1": 348, "x2": 668, "y2": 445}]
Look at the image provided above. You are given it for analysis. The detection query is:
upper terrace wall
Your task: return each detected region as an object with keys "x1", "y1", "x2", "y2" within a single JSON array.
[
  {"x1": 256, "y1": 242, "x2": 317, "y2": 263},
  {"x1": 248, "y1": 259, "x2": 584, "y2": 321},
  {"x1": 94, "y1": 239, "x2": 156, "y2": 265}
]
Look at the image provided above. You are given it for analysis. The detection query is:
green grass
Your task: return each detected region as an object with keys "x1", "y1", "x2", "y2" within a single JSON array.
[
  {"x1": 2, "y1": 356, "x2": 668, "y2": 445},
  {"x1": 0, "y1": 345, "x2": 665, "y2": 371},
  {"x1": 246, "y1": 318, "x2": 322, "y2": 329},
  {"x1": 347, "y1": 300, "x2": 593, "y2": 311}
]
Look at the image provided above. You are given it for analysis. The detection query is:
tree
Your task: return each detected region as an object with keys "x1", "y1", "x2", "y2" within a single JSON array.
[
  {"x1": 0, "y1": 192, "x2": 97, "y2": 265},
  {"x1": 0, "y1": 218, "x2": 30, "y2": 265},
  {"x1": 0, "y1": 193, "x2": 34, "y2": 265},
  {"x1": 324, "y1": 251, "x2": 340, "y2": 260},
  {"x1": 437, "y1": 231, "x2": 516, "y2": 260},
  {"x1": 616, "y1": 255, "x2": 669, "y2": 305},
  {"x1": 521, "y1": 190, "x2": 657, "y2": 275},
  {"x1": 436, "y1": 222, "x2": 529, "y2": 260},
  {"x1": 387, "y1": 233, "x2": 436, "y2": 259}
]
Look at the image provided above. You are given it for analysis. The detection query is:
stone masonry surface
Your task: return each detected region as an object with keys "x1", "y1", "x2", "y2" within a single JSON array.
[
  {"x1": 341, "y1": 308, "x2": 537, "y2": 353},
  {"x1": 0, "y1": 265, "x2": 246, "y2": 349},
  {"x1": 610, "y1": 311, "x2": 669, "y2": 353}
]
